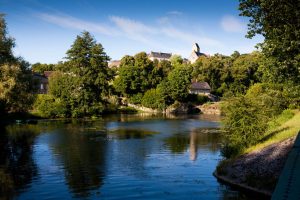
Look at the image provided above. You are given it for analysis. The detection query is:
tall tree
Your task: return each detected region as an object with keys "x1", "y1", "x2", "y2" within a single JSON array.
[
  {"x1": 0, "y1": 14, "x2": 15, "y2": 65},
  {"x1": 0, "y1": 14, "x2": 34, "y2": 114},
  {"x1": 239, "y1": 0, "x2": 300, "y2": 83},
  {"x1": 49, "y1": 31, "x2": 112, "y2": 117}
]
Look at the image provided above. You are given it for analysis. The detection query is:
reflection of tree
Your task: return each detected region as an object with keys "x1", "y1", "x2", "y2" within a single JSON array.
[
  {"x1": 108, "y1": 128, "x2": 157, "y2": 139},
  {"x1": 0, "y1": 125, "x2": 39, "y2": 199},
  {"x1": 51, "y1": 124, "x2": 107, "y2": 198},
  {"x1": 164, "y1": 134, "x2": 190, "y2": 154}
]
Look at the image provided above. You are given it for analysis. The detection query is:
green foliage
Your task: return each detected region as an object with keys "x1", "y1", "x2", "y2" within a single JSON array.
[
  {"x1": 0, "y1": 15, "x2": 34, "y2": 115},
  {"x1": 33, "y1": 94, "x2": 67, "y2": 118},
  {"x1": 128, "y1": 93, "x2": 143, "y2": 105},
  {"x1": 31, "y1": 63, "x2": 55, "y2": 74},
  {"x1": 188, "y1": 94, "x2": 209, "y2": 105},
  {"x1": 113, "y1": 52, "x2": 163, "y2": 97},
  {"x1": 167, "y1": 65, "x2": 192, "y2": 101},
  {"x1": 141, "y1": 89, "x2": 159, "y2": 109},
  {"x1": 48, "y1": 31, "x2": 112, "y2": 117},
  {"x1": 170, "y1": 54, "x2": 183, "y2": 67},
  {"x1": 0, "y1": 14, "x2": 15, "y2": 64},
  {"x1": 239, "y1": 0, "x2": 300, "y2": 83},
  {"x1": 221, "y1": 96, "x2": 270, "y2": 158},
  {"x1": 192, "y1": 52, "x2": 262, "y2": 97}
]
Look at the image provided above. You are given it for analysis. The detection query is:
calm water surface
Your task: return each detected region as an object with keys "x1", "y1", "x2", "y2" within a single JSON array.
[{"x1": 0, "y1": 114, "x2": 254, "y2": 199}]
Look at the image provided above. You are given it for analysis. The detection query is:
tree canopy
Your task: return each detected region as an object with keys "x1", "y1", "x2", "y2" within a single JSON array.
[
  {"x1": 49, "y1": 31, "x2": 113, "y2": 117},
  {"x1": 239, "y1": 0, "x2": 300, "y2": 83}
]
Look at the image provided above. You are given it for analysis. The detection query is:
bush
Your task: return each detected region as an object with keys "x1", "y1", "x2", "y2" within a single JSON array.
[
  {"x1": 33, "y1": 94, "x2": 68, "y2": 118},
  {"x1": 221, "y1": 96, "x2": 270, "y2": 158},
  {"x1": 128, "y1": 93, "x2": 143, "y2": 105},
  {"x1": 187, "y1": 94, "x2": 209, "y2": 104},
  {"x1": 141, "y1": 89, "x2": 159, "y2": 109}
]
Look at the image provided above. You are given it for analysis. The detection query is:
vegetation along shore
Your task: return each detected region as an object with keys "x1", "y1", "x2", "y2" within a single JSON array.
[{"x1": 0, "y1": 0, "x2": 299, "y2": 198}]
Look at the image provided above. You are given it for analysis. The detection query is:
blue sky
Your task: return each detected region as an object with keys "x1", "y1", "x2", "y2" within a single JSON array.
[{"x1": 1, "y1": 0, "x2": 263, "y2": 64}]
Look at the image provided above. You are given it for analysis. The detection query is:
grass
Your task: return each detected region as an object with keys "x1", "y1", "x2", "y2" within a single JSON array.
[{"x1": 244, "y1": 109, "x2": 300, "y2": 153}]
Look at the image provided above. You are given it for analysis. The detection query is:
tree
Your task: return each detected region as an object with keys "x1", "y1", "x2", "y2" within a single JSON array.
[
  {"x1": 167, "y1": 65, "x2": 192, "y2": 102},
  {"x1": 0, "y1": 14, "x2": 15, "y2": 65},
  {"x1": 0, "y1": 14, "x2": 34, "y2": 114},
  {"x1": 31, "y1": 63, "x2": 56, "y2": 74},
  {"x1": 49, "y1": 31, "x2": 112, "y2": 117},
  {"x1": 170, "y1": 54, "x2": 183, "y2": 67},
  {"x1": 113, "y1": 52, "x2": 160, "y2": 97},
  {"x1": 239, "y1": 0, "x2": 300, "y2": 83}
]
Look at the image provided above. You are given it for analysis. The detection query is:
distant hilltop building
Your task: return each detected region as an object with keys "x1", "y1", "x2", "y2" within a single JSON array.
[
  {"x1": 148, "y1": 51, "x2": 172, "y2": 61},
  {"x1": 108, "y1": 43, "x2": 205, "y2": 67},
  {"x1": 108, "y1": 60, "x2": 121, "y2": 68},
  {"x1": 188, "y1": 43, "x2": 206, "y2": 64}
]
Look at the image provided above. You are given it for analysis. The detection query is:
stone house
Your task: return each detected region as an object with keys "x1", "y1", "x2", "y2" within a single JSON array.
[{"x1": 32, "y1": 71, "x2": 54, "y2": 94}]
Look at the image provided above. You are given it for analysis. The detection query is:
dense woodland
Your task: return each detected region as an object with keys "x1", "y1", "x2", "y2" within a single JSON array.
[{"x1": 0, "y1": 0, "x2": 299, "y2": 157}]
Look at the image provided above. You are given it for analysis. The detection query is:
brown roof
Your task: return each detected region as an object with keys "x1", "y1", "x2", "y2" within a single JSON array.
[
  {"x1": 149, "y1": 52, "x2": 172, "y2": 59},
  {"x1": 191, "y1": 82, "x2": 211, "y2": 90}
]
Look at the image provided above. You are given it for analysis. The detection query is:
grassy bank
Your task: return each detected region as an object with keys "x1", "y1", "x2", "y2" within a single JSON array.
[
  {"x1": 215, "y1": 109, "x2": 300, "y2": 196},
  {"x1": 244, "y1": 109, "x2": 300, "y2": 153}
]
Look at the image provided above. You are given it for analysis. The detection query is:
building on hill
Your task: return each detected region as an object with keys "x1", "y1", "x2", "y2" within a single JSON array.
[
  {"x1": 190, "y1": 81, "x2": 211, "y2": 95},
  {"x1": 188, "y1": 43, "x2": 206, "y2": 64},
  {"x1": 148, "y1": 51, "x2": 172, "y2": 61},
  {"x1": 108, "y1": 60, "x2": 121, "y2": 68}
]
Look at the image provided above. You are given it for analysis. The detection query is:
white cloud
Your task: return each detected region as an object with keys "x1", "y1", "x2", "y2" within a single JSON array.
[
  {"x1": 37, "y1": 12, "x2": 222, "y2": 55},
  {"x1": 161, "y1": 27, "x2": 221, "y2": 47},
  {"x1": 38, "y1": 13, "x2": 118, "y2": 36},
  {"x1": 221, "y1": 15, "x2": 245, "y2": 33},
  {"x1": 109, "y1": 16, "x2": 159, "y2": 45},
  {"x1": 167, "y1": 11, "x2": 183, "y2": 15}
]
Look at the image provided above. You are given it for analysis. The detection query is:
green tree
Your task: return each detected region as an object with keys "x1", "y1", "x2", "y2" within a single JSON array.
[
  {"x1": 49, "y1": 31, "x2": 112, "y2": 117},
  {"x1": 170, "y1": 54, "x2": 183, "y2": 67},
  {"x1": 113, "y1": 52, "x2": 160, "y2": 97},
  {"x1": 0, "y1": 14, "x2": 15, "y2": 64},
  {"x1": 239, "y1": 0, "x2": 300, "y2": 83},
  {"x1": 31, "y1": 63, "x2": 56, "y2": 74},
  {"x1": 167, "y1": 65, "x2": 192, "y2": 102},
  {"x1": 0, "y1": 14, "x2": 34, "y2": 114}
]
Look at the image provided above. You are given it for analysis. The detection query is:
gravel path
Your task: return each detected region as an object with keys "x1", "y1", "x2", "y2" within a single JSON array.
[{"x1": 215, "y1": 137, "x2": 296, "y2": 195}]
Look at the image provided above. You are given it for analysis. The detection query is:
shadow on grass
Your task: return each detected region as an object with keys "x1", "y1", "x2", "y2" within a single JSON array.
[{"x1": 259, "y1": 127, "x2": 290, "y2": 143}]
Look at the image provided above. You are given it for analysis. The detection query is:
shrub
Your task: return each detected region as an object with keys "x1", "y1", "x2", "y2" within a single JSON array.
[
  {"x1": 221, "y1": 96, "x2": 270, "y2": 158},
  {"x1": 141, "y1": 89, "x2": 159, "y2": 109},
  {"x1": 128, "y1": 93, "x2": 143, "y2": 105},
  {"x1": 187, "y1": 94, "x2": 209, "y2": 104},
  {"x1": 33, "y1": 94, "x2": 68, "y2": 118}
]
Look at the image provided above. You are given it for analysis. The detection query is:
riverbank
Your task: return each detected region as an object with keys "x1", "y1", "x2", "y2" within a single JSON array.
[{"x1": 214, "y1": 110, "x2": 300, "y2": 197}]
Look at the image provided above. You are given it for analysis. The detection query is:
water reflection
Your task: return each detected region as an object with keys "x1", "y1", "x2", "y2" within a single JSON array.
[
  {"x1": 0, "y1": 115, "x2": 257, "y2": 200},
  {"x1": 164, "y1": 128, "x2": 221, "y2": 161},
  {"x1": 0, "y1": 125, "x2": 39, "y2": 199},
  {"x1": 49, "y1": 123, "x2": 107, "y2": 198},
  {"x1": 108, "y1": 128, "x2": 158, "y2": 139}
]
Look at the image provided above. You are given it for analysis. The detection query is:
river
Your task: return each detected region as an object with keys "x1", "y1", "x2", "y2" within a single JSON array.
[{"x1": 0, "y1": 114, "x2": 253, "y2": 199}]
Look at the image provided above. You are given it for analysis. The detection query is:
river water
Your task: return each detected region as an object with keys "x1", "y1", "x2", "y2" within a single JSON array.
[{"x1": 0, "y1": 114, "x2": 253, "y2": 199}]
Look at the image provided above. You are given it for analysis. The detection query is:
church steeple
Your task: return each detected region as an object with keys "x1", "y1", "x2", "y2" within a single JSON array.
[{"x1": 192, "y1": 43, "x2": 200, "y2": 53}]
